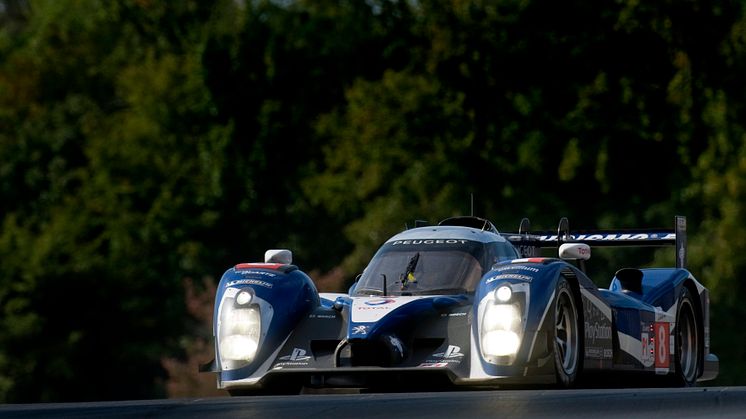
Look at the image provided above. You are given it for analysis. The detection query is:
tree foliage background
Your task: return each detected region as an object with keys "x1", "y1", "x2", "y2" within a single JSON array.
[{"x1": 1, "y1": 0, "x2": 745, "y2": 402}]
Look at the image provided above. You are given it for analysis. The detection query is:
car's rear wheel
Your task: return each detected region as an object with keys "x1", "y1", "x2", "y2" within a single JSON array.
[
  {"x1": 553, "y1": 278, "x2": 581, "y2": 387},
  {"x1": 674, "y1": 287, "x2": 700, "y2": 386}
]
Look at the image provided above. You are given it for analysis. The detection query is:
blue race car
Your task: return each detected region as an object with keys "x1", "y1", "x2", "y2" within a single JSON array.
[{"x1": 201, "y1": 216, "x2": 718, "y2": 394}]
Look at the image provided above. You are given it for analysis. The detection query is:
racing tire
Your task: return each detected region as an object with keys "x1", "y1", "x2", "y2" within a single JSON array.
[
  {"x1": 553, "y1": 278, "x2": 581, "y2": 387},
  {"x1": 673, "y1": 287, "x2": 700, "y2": 387}
]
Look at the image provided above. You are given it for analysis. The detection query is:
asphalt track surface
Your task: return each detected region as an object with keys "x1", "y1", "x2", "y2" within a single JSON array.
[{"x1": 1, "y1": 387, "x2": 745, "y2": 418}]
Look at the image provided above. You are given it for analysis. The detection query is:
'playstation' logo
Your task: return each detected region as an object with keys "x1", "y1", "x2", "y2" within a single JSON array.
[
  {"x1": 433, "y1": 345, "x2": 464, "y2": 359},
  {"x1": 279, "y1": 348, "x2": 311, "y2": 362}
]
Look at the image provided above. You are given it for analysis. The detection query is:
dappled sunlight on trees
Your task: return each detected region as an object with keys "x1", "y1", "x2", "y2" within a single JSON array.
[{"x1": 1, "y1": 0, "x2": 746, "y2": 401}]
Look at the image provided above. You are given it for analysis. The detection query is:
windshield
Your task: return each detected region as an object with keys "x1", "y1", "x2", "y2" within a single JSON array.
[{"x1": 354, "y1": 239, "x2": 512, "y2": 296}]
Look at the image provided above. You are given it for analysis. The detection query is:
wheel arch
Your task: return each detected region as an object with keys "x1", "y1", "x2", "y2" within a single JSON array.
[
  {"x1": 680, "y1": 278, "x2": 705, "y2": 379},
  {"x1": 559, "y1": 268, "x2": 585, "y2": 377},
  {"x1": 560, "y1": 268, "x2": 585, "y2": 330}
]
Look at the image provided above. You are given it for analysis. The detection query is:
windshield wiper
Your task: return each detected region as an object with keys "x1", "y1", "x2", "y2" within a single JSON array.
[
  {"x1": 355, "y1": 273, "x2": 390, "y2": 296},
  {"x1": 400, "y1": 252, "x2": 420, "y2": 290}
]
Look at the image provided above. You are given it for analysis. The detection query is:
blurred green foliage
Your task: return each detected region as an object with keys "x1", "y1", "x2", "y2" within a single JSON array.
[{"x1": 1, "y1": 0, "x2": 745, "y2": 402}]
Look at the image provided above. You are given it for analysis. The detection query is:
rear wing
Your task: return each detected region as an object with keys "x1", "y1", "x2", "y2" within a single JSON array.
[{"x1": 502, "y1": 216, "x2": 688, "y2": 269}]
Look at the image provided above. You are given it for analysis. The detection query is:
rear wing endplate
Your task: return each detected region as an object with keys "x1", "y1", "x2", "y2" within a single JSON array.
[{"x1": 503, "y1": 216, "x2": 687, "y2": 269}]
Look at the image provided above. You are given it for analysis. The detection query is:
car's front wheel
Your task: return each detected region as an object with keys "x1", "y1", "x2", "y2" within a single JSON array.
[{"x1": 553, "y1": 277, "x2": 581, "y2": 387}]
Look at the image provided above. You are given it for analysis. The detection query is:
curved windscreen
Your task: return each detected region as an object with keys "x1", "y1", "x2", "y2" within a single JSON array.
[{"x1": 353, "y1": 239, "x2": 516, "y2": 296}]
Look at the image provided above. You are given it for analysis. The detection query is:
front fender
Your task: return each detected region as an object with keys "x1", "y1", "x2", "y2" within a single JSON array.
[
  {"x1": 213, "y1": 264, "x2": 320, "y2": 379},
  {"x1": 473, "y1": 259, "x2": 566, "y2": 375}
]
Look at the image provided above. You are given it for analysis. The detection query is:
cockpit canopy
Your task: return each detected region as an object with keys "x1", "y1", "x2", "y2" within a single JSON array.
[{"x1": 353, "y1": 237, "x2": 519, "y2": 296}]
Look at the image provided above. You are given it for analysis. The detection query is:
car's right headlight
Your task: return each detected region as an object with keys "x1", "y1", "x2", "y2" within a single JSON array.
[
  {"x1": 218, "y1": 290, "x2": 261, "y2": 370},
  {"x1": 481, "y1": 303, "x2": 522, "y2": 357},
  {"x1": 479, "y1": 283, "x2": 528, "y2": 365}
]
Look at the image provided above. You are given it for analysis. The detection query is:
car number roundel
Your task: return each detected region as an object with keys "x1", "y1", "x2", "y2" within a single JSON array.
[{"x1": 654, "y1": 322, "x2": 670, "y2": 370}]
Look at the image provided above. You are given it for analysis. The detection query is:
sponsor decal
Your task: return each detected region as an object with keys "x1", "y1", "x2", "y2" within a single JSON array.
[
  {"x1": 355, "y1": 304, "x2": 398, "y2": 317},
  {"x1": 391, "y1": 239, "x2": 468, "y2": 246},
  {"x1": 352, "y1": 325, "x2": 369, "y2": 335},
  {"x1": 433, "y1": 345, "x2": 465, "y2": 360},
  {"x1": 515, "y1": 245, "x2": 541, "y2": 257},
  {"x1": 351, "y1": 296, "x2": 422, "y2": 323},
  {"x1": 493, "y1": 265, "x2": 540, "y2": 273},
  {"x1": 538, "y1": 233, "x2": 676, "y2": 242},
  {"x1": 641, "y1": 324, "x2": 655, "y2": 367},
  {"x1": 279, "y1": 348, "x2": 311, "y2": 362},
  {"x1": 419, "y1": 362, "x2": 449, "y2": 368},
  {"x1": 486, "y1": 273, "x2": 532, "y2": 283},
  {"x1": 275, "y1": 348, "x2": 311, "y2": 367},
  {"x1": 582, "y1": 293, "x2": 612, "y2": 360},
  {"x1": 226, "y1": 278, "x2": 273, "y2": 288},
  {"x1": 364, "y1": 298, "x2": 396, "y2": 306},
  {"x1": 309, "y1": 313, "x2": 337, "y2": 319},
  {"x1": 654, "y1": 322, "x2": 670, "y2": 371},
  {"x1": 234, "y1": 268, "x2": 278, "y2": 277},
  {"x1": 273, "y1": 362, "x2": 308, "y2": 367},
  {"x1": 585, "y1": 323, "x2": 612, "y2": 343},
  {"x1": 586, "y1": 348, "x2": 613, "y2": 359},
  {"x1": 389, "y1": 335, "x2": 404, "y2": 357}
]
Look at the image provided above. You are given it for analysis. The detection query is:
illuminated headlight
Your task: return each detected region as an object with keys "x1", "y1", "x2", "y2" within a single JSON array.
[
  {"x1": 483, "y1": 303, "x2": 520, "y2": 331},
  {"x1": 218, "y1": 303, "x2": 261, "y2": 369},
  {"x1": 481, "y1": 302, "x2": 522, "y2": 358},
  {"x1": 495, "y1": 285, "x2": 512, "y2": 302},
  {"x1": 220, "y1": 335, "x2": 259, "y2": 360},
  {"x1": 236, "y1": 290, "x2": 253, "y2": 305},
  {"x1": 482, "y1": 330, "x2": 521, "y2": 356}
]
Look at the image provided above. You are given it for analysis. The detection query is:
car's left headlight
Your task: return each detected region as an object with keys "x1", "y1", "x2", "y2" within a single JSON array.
[{"x1": 218, "y1": 290, "x2": 261, "y2": 370}]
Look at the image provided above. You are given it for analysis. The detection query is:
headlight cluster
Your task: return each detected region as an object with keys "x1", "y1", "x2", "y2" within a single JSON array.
[
  {"x1": 218, "y1": 290, "x2": 261, "y2": 370},
  {"x1": 482, "y1": 304, "x2": 521, "y2": 356},
  {"x1": 480, "y1": 284, "x2": 525, "y2": 364}
]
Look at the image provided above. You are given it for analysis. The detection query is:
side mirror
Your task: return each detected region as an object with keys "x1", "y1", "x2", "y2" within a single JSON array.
[
  {"x1": 265, "y1": 249, "x2": 292, "y2": 264},
  {"x1": 558, "y1": 243, "x2": 591, "y2": 261}
]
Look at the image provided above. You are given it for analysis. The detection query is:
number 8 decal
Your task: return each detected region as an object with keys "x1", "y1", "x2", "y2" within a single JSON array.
[{"x1": 654, "y1": 322, "x2": 670, "y2": 369}]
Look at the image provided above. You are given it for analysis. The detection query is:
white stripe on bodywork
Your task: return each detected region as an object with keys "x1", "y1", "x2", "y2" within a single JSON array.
[
  {"x1": 620, "y1": 327, "x2": 672, "y2": 374},
  {"x1": 655, "y1": 304, "x2": 676, "y2": 323},
  {"x1": 526, "y1": 289, "x2": 555, "y2": 363},
  {"x1": 618, "y1": 331, "x2": 644, "y2": 364},
  {"x1": 581, "y1": 288, "x2": 612, "y2": 320}
]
